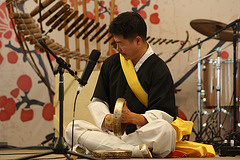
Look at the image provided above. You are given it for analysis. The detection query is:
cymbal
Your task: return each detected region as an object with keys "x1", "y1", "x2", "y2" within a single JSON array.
[{"x1": 190, "y1": 19, "x2": 239, "y2": 42}]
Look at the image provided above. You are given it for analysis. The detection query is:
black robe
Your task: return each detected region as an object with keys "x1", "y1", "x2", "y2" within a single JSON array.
[{"x1": 93, "y1": 53, "x2": 176, "y2": 134}]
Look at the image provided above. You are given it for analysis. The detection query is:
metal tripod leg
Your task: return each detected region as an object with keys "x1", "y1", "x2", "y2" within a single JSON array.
[
  {"x1": 216, "y1": 48, "x2": 222, "y2": 136},
  {"x1": 196, "y1": 41, "x2": 203, "y2": 141}
]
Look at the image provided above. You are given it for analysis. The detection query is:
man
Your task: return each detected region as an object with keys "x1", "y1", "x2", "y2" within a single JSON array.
[{"x1": 66, "y1": 11, "x2": 176, "y2": 158}]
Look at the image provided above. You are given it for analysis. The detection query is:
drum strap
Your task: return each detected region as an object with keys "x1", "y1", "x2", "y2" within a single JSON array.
[{"x1": 120, "y1": 54, "x2": 148, "y2": 107}]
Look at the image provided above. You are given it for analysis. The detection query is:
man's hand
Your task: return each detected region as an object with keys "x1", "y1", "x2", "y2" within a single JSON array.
[
  {"x1": 121, "y1": 101, "x2": 134, "y2": 123},
  {"x1": 104, "y1": 101, "x2": 148, "y2": 131},
  {"x1": 104, "y1": 114, "x2": 113, "y2": 131},
  {"x1": 121, "y1": 101, "x2": 148, "y2": 126}
]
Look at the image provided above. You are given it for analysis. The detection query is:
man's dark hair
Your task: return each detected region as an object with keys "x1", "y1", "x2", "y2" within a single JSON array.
[{"x1": 108, "y1": 11, "x2": 147, "y2": 41}]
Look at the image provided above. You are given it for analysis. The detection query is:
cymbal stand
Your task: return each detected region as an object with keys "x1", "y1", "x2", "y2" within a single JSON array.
[
  {"x1": 196, "y1": 40, "x2": 203, "y2": 138},
  {"x1": 187, "y1": 39, "x2": 207, "y2": 142},
  {"x1": 232, "y1": 21, "x2": 239, "y2": 132},
  {"x1": 216, "y1": 47, "x2": 222, "y2": 137},
  {"x1": 219, "y1": 19, "x2": 240, "y2": 157}
]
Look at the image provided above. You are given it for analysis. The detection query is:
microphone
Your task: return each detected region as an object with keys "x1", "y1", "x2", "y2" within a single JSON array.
[
  {"x1": 78, "y1": 49, "x2": 101, "y2": 87},
  {"x1": 38, "y1": 39, "x2": 100, "y2": 92}
]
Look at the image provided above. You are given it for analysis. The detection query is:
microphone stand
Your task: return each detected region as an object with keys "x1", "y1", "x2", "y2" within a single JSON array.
[
  {"x1": 232, "y1": 21, "x2": 239, "y2": 133},
  {"x1": 16, "y1": 40, "x2": 101, "y2": 160},
  {"x1": 219, "y1": 19, "x2": 240, "y2": 157}
]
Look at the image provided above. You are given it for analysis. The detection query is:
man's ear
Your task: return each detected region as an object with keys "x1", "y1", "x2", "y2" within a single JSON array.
[{"x1": 135, "y1": 36, "x2": 142, "y2": 45}]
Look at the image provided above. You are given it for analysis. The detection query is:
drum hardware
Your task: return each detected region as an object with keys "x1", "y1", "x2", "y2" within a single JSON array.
[
  {"x1": 202, "y1": 98, "x2": 207, "y2": 103},
  {"x1": 196, "y1": 39, "x2": 203, "y2": 135},
  {"x1": 231, "y1": 21, "x2": 239, "y2": 133},
  {"x1": 186, "y1": 19, "x2": 240, "y2": 147},
  {"x1": 189, "y1": 107, "x2": 234, "y2": 148},
  {"x1": 201, "y1": 90, "x2": 206, "y2": 103},
  {"x1": 216, "y1": 48, "x2": 222, "y2": 136},
  {"x1": 190, "y1": 42, "x2": 233, "y2": 65},
  {"x1": 214, "y1": 33, "x2": 220, "y2": 40},
  {"x1": 183, "y1": 37, "x2": 207, "y2": 141},
  {"x1": 189, "y1": 109, "x2": 210, "y2": 143}
]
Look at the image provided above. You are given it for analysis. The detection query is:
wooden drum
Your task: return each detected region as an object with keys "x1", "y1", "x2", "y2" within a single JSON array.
[{"x1": 203, "y1": 59, "x2": 240, "y2": 107}]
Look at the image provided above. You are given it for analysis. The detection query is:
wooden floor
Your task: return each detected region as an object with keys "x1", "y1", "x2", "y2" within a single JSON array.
[{"x1": 0, "y1": 148, "x2": 240, "y2": 160}]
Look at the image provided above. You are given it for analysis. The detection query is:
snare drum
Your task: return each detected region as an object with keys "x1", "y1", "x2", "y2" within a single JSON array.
[{"x1": 203, "y1": 59, "x2": 240, "y2": 107}]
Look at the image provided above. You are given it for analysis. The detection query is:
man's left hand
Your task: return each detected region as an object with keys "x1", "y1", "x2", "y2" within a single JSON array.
[{"x1": 121, "y1": 101, "x2": 148, "y2": 126}]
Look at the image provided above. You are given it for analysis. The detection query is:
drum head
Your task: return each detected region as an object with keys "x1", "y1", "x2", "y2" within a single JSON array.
[
  {"x1": 113, "y1": 98, "x2": 127, "y2": 136},
  {"x1": 93, "y1": 150, "x2": 132, "y2": 159}
]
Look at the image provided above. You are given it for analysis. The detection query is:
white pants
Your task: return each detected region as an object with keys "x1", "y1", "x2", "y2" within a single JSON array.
[{"x1": 65, "y1": 119, "x2": 176, "y2": 158}]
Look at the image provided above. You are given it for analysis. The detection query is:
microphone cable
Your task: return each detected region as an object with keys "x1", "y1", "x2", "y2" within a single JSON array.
[
  {"x1": 71, "y1": 86, "x2": 81, "y2": 152},
  {"x1": 71, "y1": 90, "x2": 80, "y2": 151}
]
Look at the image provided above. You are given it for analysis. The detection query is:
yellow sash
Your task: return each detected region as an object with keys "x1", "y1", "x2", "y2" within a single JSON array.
[
  {"x1": 120, "y1": 54, "x2": 148, "y2": 107},
  {"x1": 120, "y1": 53, "x2": 215, "y2": 157},
  {"x1": 170, "y1": 117, "x2": 215, "y2": 157}
]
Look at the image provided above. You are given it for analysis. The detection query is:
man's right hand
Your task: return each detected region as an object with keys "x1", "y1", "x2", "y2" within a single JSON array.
[{"x1": 104, "y1": 114, "x2": 114, "y2": 131}]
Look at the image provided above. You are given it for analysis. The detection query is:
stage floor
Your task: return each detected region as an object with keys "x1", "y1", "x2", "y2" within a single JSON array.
[{"x1": 0, "y1": 148, "x2": 240, "y2": 160}]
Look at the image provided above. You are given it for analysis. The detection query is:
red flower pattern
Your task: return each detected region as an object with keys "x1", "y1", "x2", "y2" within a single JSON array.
[
  {"x1": 0, "y1": 2, "x2": 14, "y2": 40},
  {"x1": 0, "y1": 96, "x2": 16, "y2": 121},
  {"x1": 0, "y1": 0, "x2": 160, "y2": 124}
]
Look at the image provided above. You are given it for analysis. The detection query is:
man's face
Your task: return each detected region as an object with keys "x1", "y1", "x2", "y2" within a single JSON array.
[{"x1": 113, "y1": 35, "x2": 139, "y2": 61}]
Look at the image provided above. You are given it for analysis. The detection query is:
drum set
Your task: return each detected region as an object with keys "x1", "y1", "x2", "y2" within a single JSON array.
[
  {"x1": 203, "y1": 59, "x2": 240, "y2": 107},
  {"x1": 186, "y1": 19, "x2": 240, "y2": 149}
]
